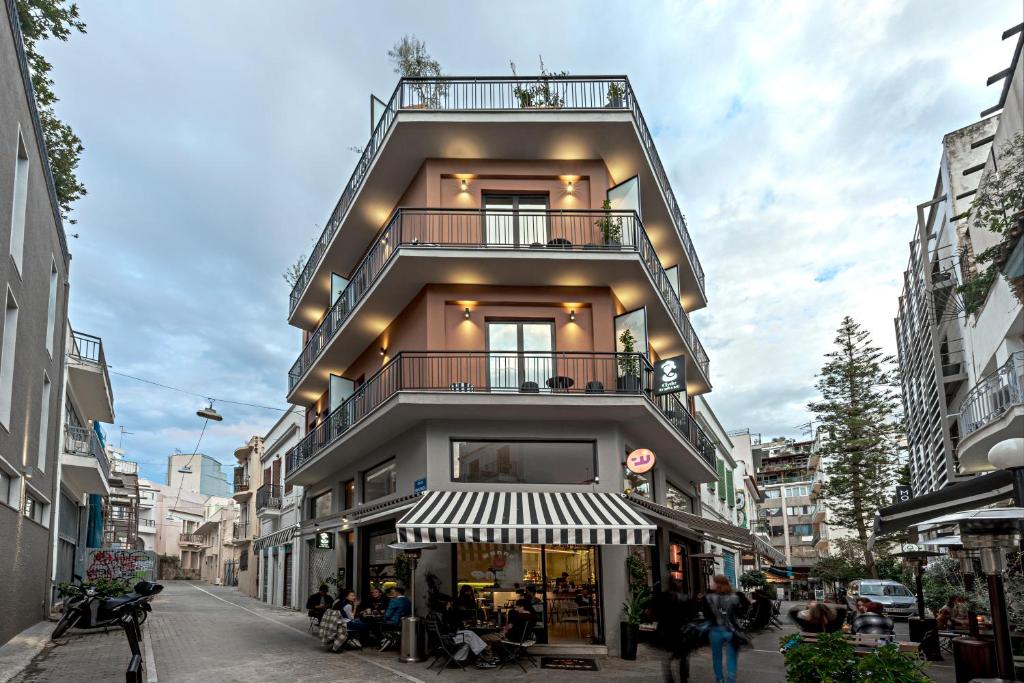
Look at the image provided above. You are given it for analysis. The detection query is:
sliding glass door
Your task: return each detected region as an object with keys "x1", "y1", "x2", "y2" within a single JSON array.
[
  {"x1": 484, "y1": 195, "x2": 548, "y2": 246},
  {"x1": 487, "y1": 322, "x2": 553, "y2": 391}
]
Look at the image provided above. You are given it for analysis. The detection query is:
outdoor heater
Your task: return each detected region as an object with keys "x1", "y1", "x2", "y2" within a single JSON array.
[
  {"x1": 388, "y1": 542, "x2": 437, "y2": 663},
  {"x1": 893, "y1": 545, "x2": 943, "y2": 661}
]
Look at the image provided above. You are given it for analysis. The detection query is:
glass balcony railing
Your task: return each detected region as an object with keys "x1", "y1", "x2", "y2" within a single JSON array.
[
  {"x1": 287, "y1": 208, "x2": 709, "y2": 392},
  {"x1": 285, "y1": 351, "x2": 715, "y2": 476},
  {"x1": 288, "y1": 76, "x2": 705, "y2": 315}
]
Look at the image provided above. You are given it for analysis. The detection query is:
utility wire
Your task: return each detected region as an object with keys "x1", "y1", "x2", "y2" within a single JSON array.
[
  {"x1": 106, "y1": 369, "x2": 287, "y2": 412},
  {"x1": 166, "y1": 417, "x2": 211, "y2": 525}
]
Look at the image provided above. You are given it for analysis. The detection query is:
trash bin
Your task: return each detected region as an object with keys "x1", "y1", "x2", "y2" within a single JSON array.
[{"x1": 398, "y1": 615, "x2": 424, "y2": 663}]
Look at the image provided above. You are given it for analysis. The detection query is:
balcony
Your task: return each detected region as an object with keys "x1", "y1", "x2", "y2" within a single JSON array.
[
  {"x1": 288, "y1": 76, "x2": 707, "y2": 328},
  {"x1": 233, "y1": 467, "x2": 251, "y2": 501},
  {"x1": 256, "y1": 484, "x2": 282, "y2": 514},
  {"x1": 957, "y1": 351, "x2": 1024, "y2": 473},
  {"x1": 286, "y1": 208, "x2": 710, "y2": 403},
  {"x1": 67, "y1": 331, "x2": 115, "y2": 423},
  {"x1": 61, "y1": 425, "x2": 111, "y2": 496},
  {"x1": 229, "y1": 522, "x2": 250, "y2": 545},
  {"x1": 179, "y1": 533, "x2": 203, "y2": 547},
  {"x1": 285, "y1": 351, "x2": 716, "y2": 486}
]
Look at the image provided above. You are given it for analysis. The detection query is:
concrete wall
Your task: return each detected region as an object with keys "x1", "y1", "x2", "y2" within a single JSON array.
[{"x1": 0, "y1": 3, "x2": 72, "y2": 646}]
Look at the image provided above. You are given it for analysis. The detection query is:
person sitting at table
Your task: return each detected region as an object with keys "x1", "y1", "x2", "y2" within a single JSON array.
[
  {"x1": 851, "y1": 601, "x2": 894, "y2": 635},
  {"x1": 361, "y1": 586, "x2": 389, "y2": 616},
  {"x1": 791, "y1": 600, "x2": 842, "y2": 633},
  {"x1": 575, "y1": 586, "x2": 593, "y2": 606},
  {"x1": 338, "y1": 590, "x2": 370, "y2": 648},
  {"x1": 383, "y1": 586, "x2": 412, "y2": 625},
  {"x1": 305, "y1": 584, "x2": 332, "y2": 622},
  {"x1": 457, "y1": 584, "x2": 478, "y2": 619},
  {"x1": 554, "y1": 572, "x2": 572, "y2": 592},
  {"x1": 433, "y1": 595, "x2": 497, "y2": 668},
  {"x1": 937, "y1": 595, "x2": 969, "y2": 630}
]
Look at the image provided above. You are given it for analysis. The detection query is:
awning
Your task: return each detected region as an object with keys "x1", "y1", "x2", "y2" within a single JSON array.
[
  {"x1": 253, "y1": 526, "x2": 296, "y2": 551},
  {"x1": 753, "y1": 535, "x2": 786, "y2": 564},
  {"x1": 626, "y1": 495, "x2": 752, "y2": 548},
  {"x1": 396, "y1": 491, "x2": 654, "y2": 545},
  {"x1": 871, "y1": 469, "x2": 1013, "y2": 540}
]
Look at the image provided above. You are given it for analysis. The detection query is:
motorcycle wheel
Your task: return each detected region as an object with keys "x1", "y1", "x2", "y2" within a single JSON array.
[
  {"x1": 134, "y1": 607, "x2": 148, "y2": 626},
  {"x1": 52, "y1": 610, "x2": 77, "y2": 639}
]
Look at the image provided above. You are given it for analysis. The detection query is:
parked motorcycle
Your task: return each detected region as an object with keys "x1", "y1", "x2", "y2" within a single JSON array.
[{"x1": 53, "y1": 575, "x2": 163, "y2": 639}]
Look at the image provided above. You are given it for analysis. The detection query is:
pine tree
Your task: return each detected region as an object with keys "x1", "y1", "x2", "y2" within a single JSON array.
[{"x1": 809, "y1": 317, "x2": 902, "y2": 577}]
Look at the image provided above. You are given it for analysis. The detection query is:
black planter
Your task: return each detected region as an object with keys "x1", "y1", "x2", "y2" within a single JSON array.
[
  {"x1": 620, "y1": 622, "x2": 639, "y2": 660},
  {"x1": 617, "y1": 374, "x2": 640, "y2": 393}
]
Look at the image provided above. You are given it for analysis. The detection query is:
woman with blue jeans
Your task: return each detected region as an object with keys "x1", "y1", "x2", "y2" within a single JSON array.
[{"x1": 701, "y1": 575, "x2": 743, "y2": 683}]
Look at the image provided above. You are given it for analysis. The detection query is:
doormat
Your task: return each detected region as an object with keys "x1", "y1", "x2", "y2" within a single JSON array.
[{"x1": 540, "y1": 657, "x2": 600, "y2": 671}]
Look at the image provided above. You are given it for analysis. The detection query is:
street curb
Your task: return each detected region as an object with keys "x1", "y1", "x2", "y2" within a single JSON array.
[{"x1": 142, "y1": 623, "x2": 158, "y2": 683}]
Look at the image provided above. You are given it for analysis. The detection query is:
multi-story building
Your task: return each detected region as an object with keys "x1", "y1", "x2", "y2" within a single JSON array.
[
  {"x1": 0, "y1": 0, "x2": 74, "y2": 646},
  {"x1": 51, "y1": 327, "x2": 116, "y2": 596},
  {"x1": 253, "y1": 405, "x2": 304, "y2": 609},
  {"x1": 896, "y1": 28, "x2": 1022, "y2": 497},
  {"x1": 727, "y1": 429, "x2": 781, "y2": 573},
  {"x1": 167, "y1": 452, "x2": 231, "y2": 497},
  {"x1": 137, "y1": 478, "x2": 158, "y2": 551},
  {"x1": 197, "y1": 500, "x2": 239, "y2": 586},
  {"x1": 282, "y1": 74, "x2": 737, "y2": 655},
  {"x1": 147, "y1": 480, "x2": 225, "y2": 580},
  {"x1": 232, "y1": 435, "x2": 262, "y2": 597},
  {"x1": 752, "y1": 437, "x2": 829, "y2": 583},
  {"x1": 103, "y1": 449, "x2": 140, "y2": 549}
]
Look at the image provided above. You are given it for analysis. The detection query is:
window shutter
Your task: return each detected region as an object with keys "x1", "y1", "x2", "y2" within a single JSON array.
[
  {"x1": 716, "y1": 459, "x2": 726, "y2": 500},
  {"x1": 726, "y1": 469, "x2": 735, "y2": 507}
]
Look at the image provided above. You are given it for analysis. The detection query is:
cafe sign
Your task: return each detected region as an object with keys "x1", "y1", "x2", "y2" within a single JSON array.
[
  {"x1": 653, "y1": 356, "x2": 685, "y2": 396},
  {"x1": 315, "y1": 531, "x2": 335, "y2": 550},
  {"x1": 626, "y1": 448, "x2": 656, "y2": 474}
]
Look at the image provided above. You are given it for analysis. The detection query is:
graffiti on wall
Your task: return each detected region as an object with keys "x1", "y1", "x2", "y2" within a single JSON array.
[{"x1": 85, "y1": 548, "x2": 157, "y2": 582}]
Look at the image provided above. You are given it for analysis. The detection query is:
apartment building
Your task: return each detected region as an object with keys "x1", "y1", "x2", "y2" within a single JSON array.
[
  {"x1": 728, "y1": 429, "x2": 781, "y2": 572},
  {"x1": 137, "y1": 478, "x2": 158, "y2": 550},
  {"x1": 281, "y1": 74, "x2": 750, "y2": 655},
  {"x1": 166, "y1": 452, "x2": 231, "y2": 497},
  {"x1": 895, "y1": 29, "x2": 1023, "y2": 496},
  {"x1": 232, "y1": 435, "x2": 262, "y2": 597},
  {"x1": 752, "y1": 437, "x2": 829, "y2": 583},
  {"x1": 103, "y1": 449, "x2": 140, "y2": 549},
  {"x1": 253, "y1": 405, "x2": 304, "y2": 609},
  {"x1": 196, "y1": 500, "x2": 240, "y2": 586},
  {"x1": 146, "y1": 479, "x2": 226, "y2": 580},
  {"x1": 0, "y1": 0, "x2": 74, "y2": 646}
]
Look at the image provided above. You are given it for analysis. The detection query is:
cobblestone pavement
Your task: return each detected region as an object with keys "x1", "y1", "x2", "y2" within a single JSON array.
[{"x1": 6, "y1": 583, "x2": 960, "y2": 682}]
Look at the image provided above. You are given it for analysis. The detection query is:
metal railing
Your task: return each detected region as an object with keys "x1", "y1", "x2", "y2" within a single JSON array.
[
  {"x1": 233, "y1": 467, "x2": 249, "y2": 492},
  {"x1": 287, "y1": 208, "x2": 709, "y2": 391},
  {"x1": 285, "y1": 351, "x2": 715, "y2": 475},
  {"x1": 110, "y1": 459, "x2": 138, "y2": 475},
  {"x1": 63, "y1": 425, "x2": 110, "y2": 481},
  {"x1": 231, "y1": 522, "x2": 249, "y2": 541},
  {"x1": 70, "y1": 330, "x2": 103, "y2": 363},
  {"x1": 179, "y1": 533, "x2": 203, "y2": 545},
  {"x1": 256, "y1": 484, "x2": 282, "y2": 510},
  {"x1": 958, "y1": 351, "x2": 1024, "y2": 441},
  {"x1": 288, "y1": 75, "x2": 705, "y2": 314}
]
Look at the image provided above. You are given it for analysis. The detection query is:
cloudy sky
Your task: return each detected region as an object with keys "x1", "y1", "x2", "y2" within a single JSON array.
[{"x1": 42, "y1": 1, "x2": 1019, "y2": 483}]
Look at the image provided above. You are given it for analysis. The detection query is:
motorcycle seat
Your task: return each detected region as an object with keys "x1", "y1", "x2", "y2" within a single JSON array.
[{"x1": 100, "y1": 594, "x2": 140, "y2": 614}]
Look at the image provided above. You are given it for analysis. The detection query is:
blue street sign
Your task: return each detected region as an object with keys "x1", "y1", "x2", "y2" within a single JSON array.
[{"x1": 414, "y1": 478, "x2": 427, "y2": 494}]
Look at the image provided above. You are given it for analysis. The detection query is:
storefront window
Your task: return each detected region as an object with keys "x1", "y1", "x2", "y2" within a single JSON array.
[
  {"x1": 310, "y1": 491, "x2": 332, "y2": 518},
  {"x1": 666, "y1": 482, "x2": 693, "y2": 512},
  {"x1": 624, "y1": 465, "x2": 652, "y2": 498},
  {"x1": 451, "y1": 441, "x2": 596, "y2": 484},
  {"x1": 367, "y1": 529, "x2": 397, "y2": 590},
  {"x1": 363, "y1": 459, "x2": 397, "y2": 502}
]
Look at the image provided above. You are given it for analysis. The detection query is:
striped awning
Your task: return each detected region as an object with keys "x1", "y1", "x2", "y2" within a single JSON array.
[
  {"x1": 396, "y1": 491, "x2": 654, "y2": 545},
  {"x1": 253, "y1": 526, "x2": 295, "y2": 551}
]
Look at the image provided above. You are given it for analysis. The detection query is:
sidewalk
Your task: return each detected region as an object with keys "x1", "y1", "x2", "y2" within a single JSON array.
[{"x1": 4, "y1": 624, "x2": 143, "y2": 683}]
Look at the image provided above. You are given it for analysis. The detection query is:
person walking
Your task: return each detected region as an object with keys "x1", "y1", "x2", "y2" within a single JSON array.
[{"x1": 702, "y1": 575, "x2": 744, "y2": 683}]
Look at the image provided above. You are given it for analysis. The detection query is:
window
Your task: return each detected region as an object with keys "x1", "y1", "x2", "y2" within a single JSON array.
[
  {"x1": 24, "y1": 490, "x2": 47, "y2": 526},
  {"x1": 310, "y1": 491, "x2": 332, "y2": 519},
  {"x1": 716, "y1": 459, "x2": 726, "y2": 501},
  {"x1": 763, "y1": 507, "x2": 782, "y2": 517},
  {"x1": 764, "y1": 489, "x2": 781, "y2": 499},
  {"x1": 784, "y1": 485, "x2": 810, "y2": 497},
  {"x1": 0, "y1": 467, "x2": 13, "y2": 507},
  {"x1": 483, "y1": 194, "x2": 549, "y2": 246},
  {"x1": 37, "y1": 374, "x2": 51, "y2": 471},
  {"x1": 666, "y1": 482, "x2": 693, "y2": 513},
  {"x1": 452, "y1": 440, "x2": 595, "y2": 484},
  {"x1": 342, "y1": 479, "x2": 355, "y2": 509},
  {"x1": 44, "y1": 260, "x2": 59, "y2": 356},
  {"x1": 363, "y1": 459, "x2": 396, "y2": 502},
  {"x1": 486, "y1": 321, "x2": 554, "y2": 391},
  {"x1": 625, "y1": 465, "x2": 652, "y2": 499},
  {"x1": 789, "y1": 524, "x2": 813, "y2": 536},
  {"x1": 787, "y1": 505, "x2": 812, "y2": 516},
  {"x1": 0, "y1": 289, "x2": 19, "y2": 428},
  {"x1": 9, "y1": 129, "x2": 29, "y2": 275}
]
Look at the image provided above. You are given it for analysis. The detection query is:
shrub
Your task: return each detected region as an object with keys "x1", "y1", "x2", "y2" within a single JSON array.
[{"x1": 781, "y1": 633, "x2": 929, "y2": 682}]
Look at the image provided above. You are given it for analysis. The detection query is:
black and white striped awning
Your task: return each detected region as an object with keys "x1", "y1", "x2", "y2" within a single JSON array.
[
  {"x1": 396, "y1": 491, "x2": 654, "y2": 545},
  {"x1": 253, "y1": 526, "x2": 295, "y2": 551}
]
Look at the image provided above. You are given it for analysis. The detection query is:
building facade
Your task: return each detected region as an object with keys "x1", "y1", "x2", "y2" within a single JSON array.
[
  {"x1": 166, "y1": 452, "x2": 231, "y2": 498},
  {"x1": 196, "y1": 501, "x2": 239, "y2": 586},
  {"x1": 0, "y1": 0, "x2": 74, "y2": 646},
  {"x1": 895, "y1": 33, "x2": 1023, "y2": 497},
  {"x1": 254, "y1": 405, "x2": 304, "y2": 609},
  {"x1": 280, "y1": 75, "x2": 758, "y2": 655},
  {"x1": 232, "y1": 435, "x2": 262, "y2": 597},
  {"x1": 103, "y1": 450, "x2": 140, "y2": 549}
]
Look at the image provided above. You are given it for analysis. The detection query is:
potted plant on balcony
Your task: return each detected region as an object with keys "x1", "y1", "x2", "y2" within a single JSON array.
[
  {"x1": 509, "y1": 57, "x2": 566, "y2": 109},
  {"x1": 620, "y1": 553, "x2": 651, "y2": 660},
  {"x1": 389, "y1": 35, "x2": 446, "y2": 108},
  {"x1": 617, "y1": 329, "x2": 641, "y2": 392},
  {"x1": 595, "y1": 198, "x2": 623, "y2": 247},
  {"x1": 607, "y1": 82, "x2": 626, "y2": 108}
]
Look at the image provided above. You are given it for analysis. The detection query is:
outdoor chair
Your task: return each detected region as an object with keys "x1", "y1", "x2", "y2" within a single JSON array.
[
  {"x1": 425, "y1": 614, "x2": 469, "y2": 674},
  {"x1": 498, "y1": 622, "x2": 538, "y2": 673},
  {"x1": 561, "y1": 606, "x2": 593, "y2": 640},
  {"x1": 585, "y1": 380, "x2": 604, "y2": 393},
  {"x1": 519, "y1": 381, "x2": 540, "y2": 393}
]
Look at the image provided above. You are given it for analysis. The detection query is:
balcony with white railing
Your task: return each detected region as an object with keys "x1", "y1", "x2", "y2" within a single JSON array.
[
  {"x1": 286, "y1": 208, "x2": 710, "y2": 403},
  {"x1": 61, "y1": 425, "x2": 111, "y2": 496},
  {"x1": 67, "y1": 330, "x2": 115, "y2": 423},
  {"x1": 957, "y1": 351, "x2": 1024, "y2": 473},
  {"x1": 287, "y1": 76, "x2": 707, "y2": 328}
]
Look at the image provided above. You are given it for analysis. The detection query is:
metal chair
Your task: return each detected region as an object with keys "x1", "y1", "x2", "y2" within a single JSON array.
[
  {"x1": 498, "y1": 621, "x2": 538, "y2": 673},
  {"x1": 425, "y1": 614, "x2": 469, "y2": 674}
]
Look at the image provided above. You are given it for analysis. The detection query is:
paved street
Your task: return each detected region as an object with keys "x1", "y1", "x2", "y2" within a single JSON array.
[{"x1": 3, "y1": 581, "x2": 963, "y2": 682}]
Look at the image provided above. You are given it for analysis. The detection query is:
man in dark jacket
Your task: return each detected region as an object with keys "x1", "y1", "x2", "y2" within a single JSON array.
[{"x1": 306, "y1": 585, "x2": 332, "y2": 621}]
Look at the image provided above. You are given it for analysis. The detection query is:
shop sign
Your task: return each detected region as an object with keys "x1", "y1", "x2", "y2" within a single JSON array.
[
  {"x1": 894, "y1": 485, "x2": 912, "y2": 504},
  {"x1": 414, "y1": 477, "x2": 427, "y2": 494},
  {"x1": 316, "y1": 530, "x2": 335, "y2": 550},
  {"x1": 653, "y1": 356, "x2": 685, "y2": 396},
  {"x1": 626, "y1": 448, "x2": 656, "y2": 474}
]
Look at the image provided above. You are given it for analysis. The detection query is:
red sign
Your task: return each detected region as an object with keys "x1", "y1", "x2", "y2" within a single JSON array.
[{"x1": 626, "y1": 449, "x2": 656, "y2": 474}]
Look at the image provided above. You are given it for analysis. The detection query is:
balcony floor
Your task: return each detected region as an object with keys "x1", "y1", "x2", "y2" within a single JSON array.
[{"x1": 957, "y1": 403, "x2": 1023, "y2": 474}]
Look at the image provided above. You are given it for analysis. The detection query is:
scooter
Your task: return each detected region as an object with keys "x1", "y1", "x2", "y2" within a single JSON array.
[{"x1": 52, "y1": 576, "x2": 163, "y2": 639}]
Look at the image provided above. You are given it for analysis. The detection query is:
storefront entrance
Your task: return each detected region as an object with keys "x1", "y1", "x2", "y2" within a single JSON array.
[{"x1": 455, "y1": 543, "x2": 602, "y2": 645}]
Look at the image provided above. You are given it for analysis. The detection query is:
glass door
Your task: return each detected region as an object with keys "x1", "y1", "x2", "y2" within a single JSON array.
[
  {"x1": 484, "y1": 195, "x2": 549, "y2": 247},
  {"x1": 544, "y1": 545, "x2": 601, "y2": 644},
  {"x1": 487, "y1": 322, "x2": 553, "y2": 391}
]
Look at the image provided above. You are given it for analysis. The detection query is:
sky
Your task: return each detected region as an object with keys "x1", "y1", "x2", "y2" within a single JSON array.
[{"x1": 41, "y1": 0, "x2": 1020, "y2": 483}]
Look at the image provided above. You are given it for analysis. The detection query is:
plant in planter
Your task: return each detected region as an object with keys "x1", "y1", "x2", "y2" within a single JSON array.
[
  {"x1": 394, "y1": 553, "x2": 412, "y2": 589},
  {"x1": 509, "y1": 57, "x2": 567, "y2": 109},
  {"x1": 616, "y1": 328, "x2": 641, "y2": 391},
  {"x1": 389, "y1": 35, "x2": 446, "y2": 108},
  {"x1": 781, "y1": 632, "x2": 929, "y2": 682},
  {"x1": 607, "y1": 81, "x2": 626, "y2": 108},
  {"x1": 595, "y1": 198, "x2": 623, "y2": 246},
  {"x1": 739, "y1": 569, "x2": 768, "y2": 592},
  {"x1": 620, "y1": 553, "x2": 652, "y2": 660}
]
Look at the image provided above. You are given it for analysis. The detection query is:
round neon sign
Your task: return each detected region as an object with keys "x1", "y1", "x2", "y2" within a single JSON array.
[{"x1": 626, "y1": 448, "x2": 656, "y2": 474}]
